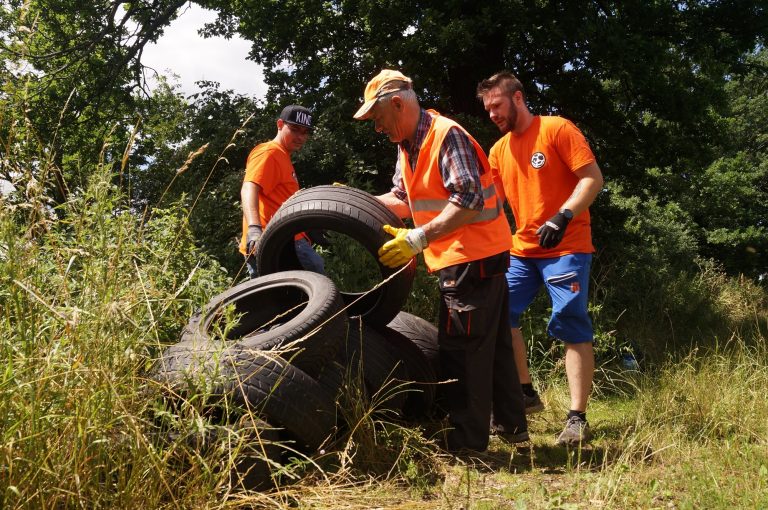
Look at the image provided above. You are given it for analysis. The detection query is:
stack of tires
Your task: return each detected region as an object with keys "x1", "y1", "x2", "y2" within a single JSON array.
[{"x1": 151, "y1": 186, "x2": 441, "y2": 490}]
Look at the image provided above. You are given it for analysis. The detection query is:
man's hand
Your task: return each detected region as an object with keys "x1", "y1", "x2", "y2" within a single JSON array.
[
  {"x1": 536, "y1": 211, "x2": 572, "y2": 249},
  {"x1": 246, "y1": 224, "x2": 263, "y2": 255},
  {"x1": 378, "y1": 224, "x2": 428, "y2": 268}
]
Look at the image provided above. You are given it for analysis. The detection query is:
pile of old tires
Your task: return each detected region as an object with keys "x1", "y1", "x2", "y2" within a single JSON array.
[{"x1": 150, "y1": 186, "x2": 441, "y2": 490}]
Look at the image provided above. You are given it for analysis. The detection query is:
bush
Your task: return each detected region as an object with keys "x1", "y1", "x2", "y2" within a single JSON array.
[{"x1": 0, "y1": 161, "x2": 233, "y2": 507}]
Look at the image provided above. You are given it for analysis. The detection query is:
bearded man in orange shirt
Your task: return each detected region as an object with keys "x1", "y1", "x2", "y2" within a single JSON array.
[
  {"x1": 239, "y1": 105, "x2": 324, "y2": 278},
  {"x1": 477, "y1": 71, "x2": 604, "y2": 446}
]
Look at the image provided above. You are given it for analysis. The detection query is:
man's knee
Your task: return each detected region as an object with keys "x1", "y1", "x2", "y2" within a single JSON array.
[{"x1": 508, "y1": 310, "x2": 523, "y2": 328}]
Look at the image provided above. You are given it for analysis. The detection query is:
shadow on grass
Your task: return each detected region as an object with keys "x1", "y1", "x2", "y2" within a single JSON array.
[
  {"x1": 528, "y1": 443, "x2": 609, "y2": 474},
  {"x1": 445, "y1": 446, "x2": 533, "y2": 474},
  {"x1": 444, "y1": 440, "x2": 608, "y2": 476}
]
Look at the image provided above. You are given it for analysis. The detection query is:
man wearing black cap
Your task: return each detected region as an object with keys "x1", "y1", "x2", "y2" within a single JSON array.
[{"x1": 239, "y1": 105, "x2": 324, "y2": 277}]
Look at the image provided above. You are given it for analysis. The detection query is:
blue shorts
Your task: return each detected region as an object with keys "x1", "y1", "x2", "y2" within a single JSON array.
[{"x1": 506, "y1": 253, "x2": 593, "y2": 343}]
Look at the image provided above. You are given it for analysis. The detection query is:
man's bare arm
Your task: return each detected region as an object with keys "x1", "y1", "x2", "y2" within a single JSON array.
[
  {"x1": 377, "y1": 191, "x2": 412, "y2": 219},
  {"x1": 561, "y1": 162, "x2": 604, "y2": 215},
  {"x1": 241, "y1": 181, "x2": 262, "y2": 226},
  {"x1": 421, "y1": 202, "x2": 480, "y2": 244}
]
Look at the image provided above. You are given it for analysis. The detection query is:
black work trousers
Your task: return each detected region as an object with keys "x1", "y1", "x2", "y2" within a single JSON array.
[{"x1": 437, "y1": 251, "x2": 528, "y2": 452}]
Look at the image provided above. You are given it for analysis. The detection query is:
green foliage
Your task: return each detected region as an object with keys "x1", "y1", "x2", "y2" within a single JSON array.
[
  {"x1": 0, "y1": 150, "x2": 232, "y2": 506},
  {"x1": 1, "y1": 0, "x2": 188, "y2": 204},
  {"x1": 638, "y1": 344, "x2": 768, "y2": 443},
  {"x1": 402, "y1": 259, "x2": 440, "y2": 323},
  {"x1": 686, "y1": 49, "x2": 768, "y2": 278},
  {"x1": 319, "y1": 231, "x2": 381, "y2": 293}
]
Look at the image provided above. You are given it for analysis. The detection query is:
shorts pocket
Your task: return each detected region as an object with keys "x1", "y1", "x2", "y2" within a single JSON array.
[{"x1": 545, "y1": 271, "x2": 577, "y2": 284}]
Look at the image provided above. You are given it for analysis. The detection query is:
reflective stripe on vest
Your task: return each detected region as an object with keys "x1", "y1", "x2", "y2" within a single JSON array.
[
  {"x1": 399, "y1": 111, "x2": 513, "y2": 271},
  {"x1": 410, "y1": 183, "x2": 502, "y2": 223}
]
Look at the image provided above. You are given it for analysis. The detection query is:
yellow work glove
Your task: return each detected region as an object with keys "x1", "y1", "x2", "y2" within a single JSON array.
[{"x1": 378, "y1": 224, "x2": 428, "y2": 268}]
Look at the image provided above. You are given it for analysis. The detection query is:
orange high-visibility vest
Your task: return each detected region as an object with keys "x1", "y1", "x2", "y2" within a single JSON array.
[{"x1": 399, "y1": 111, "x2": 513, "y2": 271}]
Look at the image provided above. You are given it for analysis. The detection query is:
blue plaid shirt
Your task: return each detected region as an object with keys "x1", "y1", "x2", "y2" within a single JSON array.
[{"x1": 391, "y1": 109, "x2": 484, "y2": 211}]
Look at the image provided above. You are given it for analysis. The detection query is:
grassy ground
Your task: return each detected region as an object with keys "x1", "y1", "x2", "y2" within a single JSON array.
[
  {"x1": 233, "y1": 345, "x2": 767, "y2": 510},
  {"x1": 2, "y1": 167, "x2": 767, "y2": 509}
]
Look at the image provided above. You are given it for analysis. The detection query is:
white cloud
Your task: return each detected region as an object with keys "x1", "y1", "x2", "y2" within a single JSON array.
[{"x1": 141, "y1": 4, "x2": 267, "y2": 99}]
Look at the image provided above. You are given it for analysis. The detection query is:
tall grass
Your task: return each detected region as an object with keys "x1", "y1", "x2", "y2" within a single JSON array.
[
  {"x1": 0, "y1": 123, "x2": 447, "y2": 507},
  {"x1": 0, "y1": 143, "x2": 238, "y2": 506},
  {"x1": 583, "y1": 337, "x2": 768, "y2": 509},
  {"x1": 2, "y1": 108, "x2": 766, "y2": 509}
]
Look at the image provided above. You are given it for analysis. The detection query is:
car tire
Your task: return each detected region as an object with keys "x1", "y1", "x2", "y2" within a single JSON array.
[
  {"x1": 257, "y1": 185, "x2": 416, "y2": 327},
  {"x1": 227, "y1": 348, "x2": 337, "y2": 452},
  {"x1": 375, "y1": 325, "x2": 437, "y2": 419},
  {"x1": 317, "y1": 317, "x2": 408, "y2": 415},
  {"x1": 152, "y1": 342, "x2": 337, "y2": 452},
  {"x1": 179, "y1": 271, "x2": 347, "y2": 378},
  {"x1": 387, "y1": 311, "x2": 440, "y2": 379},
  {"x1": 226, "y1": 415, "x2": 283, "y2": 492}
]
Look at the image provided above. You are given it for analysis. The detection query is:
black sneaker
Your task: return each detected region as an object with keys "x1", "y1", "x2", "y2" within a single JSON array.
[
  {"x1": 490, "y1": 422, "x2": 530, "y2": 443},
  {"x1": 524, "y1": 392, "x2": 545, "y2": 414},
  {"x1": 556, "y1": 415, "x2": 592, "y2": 446},
  {"x1": 500, "y1": 429, "x2": 530, "y2": 444}
]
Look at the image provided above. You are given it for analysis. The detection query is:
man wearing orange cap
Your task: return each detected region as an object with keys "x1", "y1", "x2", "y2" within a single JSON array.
[
  {"x1": 354, "y1": 70, "x2": 528, "y2": 453},
  {"x1": 239, "y1": 105, "x2": 324, "y2": 278}
]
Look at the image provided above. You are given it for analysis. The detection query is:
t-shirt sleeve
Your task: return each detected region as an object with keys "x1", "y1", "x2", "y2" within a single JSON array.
[
  {"x1": 554, "y1": 119, "x2": 596, "y2": 172},
  {"x1": 244, "y1": 147, "x2": 280, "y2": 194},
  {"x1": 488, "y1": 142, "x2": 499, "y2": 171},
  {"x1": 487, "y1": 139, "x2": 510, "y2": 206}
]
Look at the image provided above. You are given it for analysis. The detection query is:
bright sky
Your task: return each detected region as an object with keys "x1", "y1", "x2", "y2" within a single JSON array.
[
  {"x1": 141, "y1": 4, "x2": 267, "y2": 98},
  {"x1": 2, "y1": 5, "x2": 267, "y2": 196}
]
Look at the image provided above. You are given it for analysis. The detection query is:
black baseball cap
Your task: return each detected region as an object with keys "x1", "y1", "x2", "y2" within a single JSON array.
[{"x1": 279, "y1": 105, "x2": 313, "y2": 130}]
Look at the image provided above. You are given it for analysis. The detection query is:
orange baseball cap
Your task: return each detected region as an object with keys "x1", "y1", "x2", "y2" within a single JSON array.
[{"x1": 353, "y1": 69, "x2": 413, "y2": 120}]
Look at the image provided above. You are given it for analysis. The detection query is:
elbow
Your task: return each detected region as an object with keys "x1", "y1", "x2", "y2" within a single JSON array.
[{"x1": 241, "y1": 181, "x2": 259, "y2": 202}]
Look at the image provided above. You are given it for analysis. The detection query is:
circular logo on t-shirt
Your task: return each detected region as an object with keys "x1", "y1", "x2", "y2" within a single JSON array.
[{"x1": 530, "y1": 152, "x2": 546, "y2": 169}]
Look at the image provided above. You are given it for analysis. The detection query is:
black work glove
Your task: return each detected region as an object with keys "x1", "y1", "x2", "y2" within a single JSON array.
[
  {"x1": 536, "y1": 211, "x2": 572, "y2": 249},
  {"x1": 246, "y1": 224, "x2": 263, "y2": 256}
]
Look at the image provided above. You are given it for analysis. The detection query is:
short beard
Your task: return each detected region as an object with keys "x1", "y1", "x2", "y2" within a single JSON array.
[{"x1": 500, "y1": 106, "x2": 517, "y2": 134}]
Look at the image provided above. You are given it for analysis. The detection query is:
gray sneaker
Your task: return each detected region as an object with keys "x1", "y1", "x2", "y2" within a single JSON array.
[
  {"x1": 556, "y1": 415, "x2": 592, "y2": 446},
  {"x1": 524, "y1": 392, "x2": 545, "y2": 414}
]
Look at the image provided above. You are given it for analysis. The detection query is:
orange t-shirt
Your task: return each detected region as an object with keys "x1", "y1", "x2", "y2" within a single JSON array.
[
  {"x1": 239, "y1": 140, "x2": 300, "y2": 254},
  {"x1": 489, "y1": 116, "x2": 596, "y2": 258}
]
